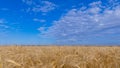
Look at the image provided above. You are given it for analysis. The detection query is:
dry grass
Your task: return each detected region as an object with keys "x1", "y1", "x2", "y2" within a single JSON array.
[{"x1": 0, "y1": 46, "x2": 120, "y2": 68}]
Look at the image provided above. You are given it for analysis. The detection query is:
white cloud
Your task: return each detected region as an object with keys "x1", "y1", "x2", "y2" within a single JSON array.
[
  {"x1": 40, "y1": 1, "x2": 120, "y2": 44},
  {"x1": 0, "y1": 19, "x2": 23, "y2": 39},
  {"x1": 33, "y1": 18, "x2": 46, "y2": 23},
  {"x1": 22, "y1": 0, "x2": 57, "y2": 13},
  {"x1": 38, "y1": 27, "x2": 46, "y2": 32},
  {"x1": 0, "y1": 19, "x2": 9, "y2": 37},
  {"x1": 40, "y1": 1, "x2": 56, "y2": 12},
  {"x1": 22, "y1": 0, "x2": 34, "y2": 5},
  {"x1": 0, "y1": 19, "x2": 9, "y2": 28}
]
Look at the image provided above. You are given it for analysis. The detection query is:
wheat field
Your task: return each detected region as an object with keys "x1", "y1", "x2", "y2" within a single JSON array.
[{"x1": 0, "y1": 46, "x2": 120, "y2": 68}]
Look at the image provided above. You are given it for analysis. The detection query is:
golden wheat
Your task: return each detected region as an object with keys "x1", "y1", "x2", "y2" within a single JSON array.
[{"x1": 0, "y1": 46, "x2": 119, "y2": 68}]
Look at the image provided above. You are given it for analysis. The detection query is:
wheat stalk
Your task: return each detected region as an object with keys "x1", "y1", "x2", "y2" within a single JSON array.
[
  {"x1": 0, "y1": 55, "x2": 3, "y2": 68},
  {"x1": 6, "y1": 59, "x2": 21, "y2": 66}
]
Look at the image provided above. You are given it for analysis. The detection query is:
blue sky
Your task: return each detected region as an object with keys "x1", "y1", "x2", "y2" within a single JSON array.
[{"x1": 0, "y1": 0, "x2": 120, "y2": 45}]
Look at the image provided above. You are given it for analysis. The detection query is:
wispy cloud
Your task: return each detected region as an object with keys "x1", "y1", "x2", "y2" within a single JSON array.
[
  {"x1": 0, "y1": 19, "x2": 9, "y2": 37},
  {"x1": 0, "y1": 19, "x2": 23, "y2": 39},
  {"x1": 0, "y1": 8, "x2": 9, "y2": 11},
  {"x1": 33, "y1": 18, "x2": 46, "y2": 23},
  {"x1": 32, "y1": 1, "x2": 57, "y2": 12},
  {"x1": 22, "y1": 0, "x2": 34, "y2": 5},
  {"x1": 0, "y1": 19, "x2": 21, "y2": 32},
  {"x1": 0, "y1": 19, "x2": 9, "y2": 29},
  {"x1": 38, "y1": 26, "x2": 46, "y2": 32},
  {"x1": 40, "y1": 1, "x2": 120, "y2": 44},
  {"x1": 22, "y1": 0, "x2": 57, "y2": 13}
]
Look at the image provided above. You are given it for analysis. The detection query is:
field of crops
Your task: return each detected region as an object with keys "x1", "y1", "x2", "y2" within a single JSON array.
[{"x1": 0, "y1": 46, "x2": 120, "y2": 68}]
